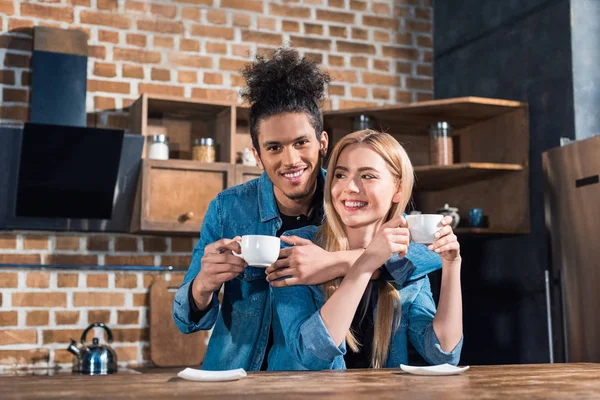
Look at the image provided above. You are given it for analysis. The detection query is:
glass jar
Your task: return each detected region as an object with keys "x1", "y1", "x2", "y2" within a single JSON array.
[
  {"x1": 192, "y1": 138, "x2": 216, "y2": 163},
  {"x1": 353, "y1": 114, "x2": 375, "y2": 131},
  {"x1": 148, "y1": 134, "x2": 169, "y2": 160},
  {"x1": 429, "y1": 121, "x2": 453, "y2": 165}
]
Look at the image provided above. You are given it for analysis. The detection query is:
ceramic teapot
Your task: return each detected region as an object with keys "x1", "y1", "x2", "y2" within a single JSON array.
[
  {"x1": 67, "y1": 322, "x2": 118, "y2": 375},
  {"x1": 437, "y1": 203, "x2": 460, "y2": 229}
]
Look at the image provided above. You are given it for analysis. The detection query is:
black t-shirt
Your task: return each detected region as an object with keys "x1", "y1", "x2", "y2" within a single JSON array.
[{"x1": 344, "y1": 284, "x2": 374, "y2": 369}]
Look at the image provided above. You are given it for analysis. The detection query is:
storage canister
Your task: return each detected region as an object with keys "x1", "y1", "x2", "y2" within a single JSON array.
[
  {"x1": 429, "y1": 121, "x2": 453, "y2": 165},
  {"x1": 193, "y1": 138, "x2": 216, "y2": 163}
]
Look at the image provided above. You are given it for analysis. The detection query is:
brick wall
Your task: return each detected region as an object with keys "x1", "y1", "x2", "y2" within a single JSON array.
[{"x1": 0, "y1": 268, "x2": 185, "y2": 370}]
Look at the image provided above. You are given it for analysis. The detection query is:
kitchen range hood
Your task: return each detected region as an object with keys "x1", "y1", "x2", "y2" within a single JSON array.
[{"x1": 0, "y1": 27, "x2": 143, "y2": 232}]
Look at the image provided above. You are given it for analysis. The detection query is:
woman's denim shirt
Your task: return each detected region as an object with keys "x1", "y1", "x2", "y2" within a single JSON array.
[
  {"x1": 173, "y1": 171, "x2": 446, "y2": 371},
  {"x1": 272, "y1": 225, "x2": 463, "y2": 370}
]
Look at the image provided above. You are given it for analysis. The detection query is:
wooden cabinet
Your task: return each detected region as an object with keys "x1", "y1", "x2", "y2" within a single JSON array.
[
  {"x1": 323, "y1": 97, "x2": 530, "y2": 235},
  {"x1": 131, "y1": 160, "x2": 234, "y2": 234}
]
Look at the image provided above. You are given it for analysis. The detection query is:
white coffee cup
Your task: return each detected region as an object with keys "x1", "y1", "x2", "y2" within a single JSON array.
[
  {"x1": 406, "y1": 214, "x2": 444, "y2": 244},
  {"x1": 233, "y1": 235, "x2": 280, "y2": 267}
]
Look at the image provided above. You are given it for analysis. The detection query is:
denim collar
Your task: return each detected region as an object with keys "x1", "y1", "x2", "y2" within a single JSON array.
[{"x1": 258, "y1": 168, "x2": 327, "y2": 223}]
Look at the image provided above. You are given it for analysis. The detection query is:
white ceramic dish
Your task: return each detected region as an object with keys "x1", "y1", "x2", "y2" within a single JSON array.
[
  {"x1": 400, "y1": 363, "x2": 470, "y2": 376},
  {"x1": 177, "y1": 368, "x2": 247, "y2": 382}
]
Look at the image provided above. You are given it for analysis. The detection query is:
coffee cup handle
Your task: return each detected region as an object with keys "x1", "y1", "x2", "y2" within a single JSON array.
[{"x1": 232, "y1": 238, "x2": 243, "y2": 260}]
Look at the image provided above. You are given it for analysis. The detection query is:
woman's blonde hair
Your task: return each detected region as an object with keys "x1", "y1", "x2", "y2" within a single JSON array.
[{"x1": 316, "y1": 129, "x2": 414, "y2": 368}]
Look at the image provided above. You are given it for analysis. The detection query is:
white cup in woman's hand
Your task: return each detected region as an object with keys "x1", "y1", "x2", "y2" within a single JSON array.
[
  {"x1": 406, "y1": 214, "x2": 444, "y2": 244},
  {"x1": 232, "y1": 235, "x2": 280, "y2": 268}
]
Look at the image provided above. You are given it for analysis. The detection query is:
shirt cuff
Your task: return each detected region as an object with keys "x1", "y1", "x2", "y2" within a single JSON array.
[
  {"x1": 299, "y1": 310, "x2": 346, "y2": 364},
  {"x1": 188, "y1": 278, "x2": 210, "y2": 324},
  {"x1": 383, "y1": 253, "x2": 416, "y2": 287},
  {"x1": 426, "y1": 330, "x2": 464, "y2": 366}
]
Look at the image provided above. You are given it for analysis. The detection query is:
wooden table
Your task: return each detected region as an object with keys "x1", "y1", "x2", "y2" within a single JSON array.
[{"x1": 1, "y1": 363, "x2": 599, "y2": 399}]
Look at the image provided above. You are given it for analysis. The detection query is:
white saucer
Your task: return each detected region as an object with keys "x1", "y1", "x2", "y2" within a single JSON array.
[
  {"x1": 177, "y1": 368, "x2": 247, "y2": 382},
  {"x1": 400, "y1": 363, "x2": 470, "y2": 376}
]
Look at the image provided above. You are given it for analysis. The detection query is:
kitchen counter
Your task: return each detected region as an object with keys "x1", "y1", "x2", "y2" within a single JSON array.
[{"x1": 0, "y1": 363, "x2": 598, "y2": 399}]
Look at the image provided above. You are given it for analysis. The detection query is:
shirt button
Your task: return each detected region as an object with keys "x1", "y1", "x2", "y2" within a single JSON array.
[{"x1": 296, "y1": 216, "x2": 301, "y2": 220}]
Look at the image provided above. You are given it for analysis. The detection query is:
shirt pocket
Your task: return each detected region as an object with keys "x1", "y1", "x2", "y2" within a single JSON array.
[{"x1": 229, "y1": 267, "x2": 267, "y2": 317}]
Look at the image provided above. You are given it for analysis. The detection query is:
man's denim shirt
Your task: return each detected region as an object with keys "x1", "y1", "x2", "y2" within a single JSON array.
[
  {"x1": 273, "y1": 225, "x2": 463, "y2": 370},
  {"x1": 172, "y1": 170, "x2": 444, "y2": 371}
]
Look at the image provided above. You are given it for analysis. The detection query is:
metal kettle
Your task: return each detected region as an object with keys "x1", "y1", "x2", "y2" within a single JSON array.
[{"x1": 67, "y1": 322, "x2": 118, "y2": 375}]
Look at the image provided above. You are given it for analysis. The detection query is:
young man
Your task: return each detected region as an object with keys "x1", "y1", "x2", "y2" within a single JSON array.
[{"x1": 173, "y1": 48, "x2": 442, "y2": 371}]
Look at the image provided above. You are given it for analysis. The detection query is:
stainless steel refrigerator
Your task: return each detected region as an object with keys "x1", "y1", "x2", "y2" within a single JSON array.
[{"x1": 543, "y1": 135, "x2": 600, "y2": 362}]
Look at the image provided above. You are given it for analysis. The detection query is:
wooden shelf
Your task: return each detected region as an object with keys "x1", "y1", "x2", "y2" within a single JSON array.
[{"x1": 414, "y1": 163, "x2": 523, "y2": 191}]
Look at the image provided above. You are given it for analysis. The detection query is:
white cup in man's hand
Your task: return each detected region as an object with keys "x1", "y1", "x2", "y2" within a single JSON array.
[
  {"x1": 406, "y1": 214, "x2": 445, "y2": 244},
  {"x1": 233, "y1": 235, "x2": 280, "y2": 267}
]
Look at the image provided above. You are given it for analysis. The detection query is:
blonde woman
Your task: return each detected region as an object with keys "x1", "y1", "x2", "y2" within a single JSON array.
[{"x1": 271, "y1": 130, "x2": 463, "y2": 369}]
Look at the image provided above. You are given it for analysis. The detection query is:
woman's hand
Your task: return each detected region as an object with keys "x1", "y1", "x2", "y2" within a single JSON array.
[
  {"x1": 362, "y1": 215, "x2": 411, "y2": 271},
  {"x1": 428, "y1": 216, "x2": 461, "y2": 263}
]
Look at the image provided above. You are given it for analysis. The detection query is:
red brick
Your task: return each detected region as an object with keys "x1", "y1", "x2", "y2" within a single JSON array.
[
  {"x1": 328, "y1": 55, "x2": 345, "y2": 67},
  {"x1": 351, "y1": 86, "x2": 368, "y2": 98},
  {"x1": 88, "y1": 45, "x2": 107, "y2": 59},
  {"x1": 23, "y1": 236, "x2": 48, "y2": 250},
  {"x1": 394, "y1": 5, "x2": 411, "y2": 17},
  {"x1": 53, "y1": 349, "x2": 74, "y2": 364},
  {"x1": 98, "y1": 29, "x2": 120, "y2": 44},
  {"x1": 231, "y1": 74, "x2": 245, "y2": 86},
  {"x1": 406, "y1": 77, "x2": 433, "y2": 91},
  {"x1": 115, "y1": 273, "x2": 138, "y2": 288},
  {"x1": 0, "y1": 0, "x2": 15, "y2": 14},
  {"x1": 328, "y1": 0, "x2": 344, "y2": 7},
  {"x1": 178, "y1": 70, "x2": 197, "y2": 84},
  {"x1": 363, "y1": 72, "x2": 400, "y2": 86},
  {"x1": 0, "y1": 234, "x2": 16, "y2": 249},
  {"x1": 42, "y1": 329, "x2": 83, "y2": 344},
  {"x1": 87, "y1": 236, "x2": 109, "y2": 251},
  {"x1": 180, "y1": 38, "x2": 199, "y2": 52},
  {"x1": 57, "y1": 273, "x2": 79, "y2": 288},
  {"x1": 269, "y1": 3, "x2": 310, "y2": 18},
  {"x1": 0, "y1": 35, "x2": 32, "y2": 51},
  {"x1": 219, "y1": 58, "x2": 247, "y2": 71},
  {"x1": 7, "y1": 18, "x2": 34, "y2": 31},
  {"x1": 328, "y1": 69, "x2": 357, "y2": 83},
  {"x1": 137, "y1": 19, "x2": 183, "y2": 34},
  {"x1": 55, "y1": 311, "x2": 80, "y2": 325},
  {"x1": 350, "y1": 0, "x2": 367, "y2": 10},
  {"x1": 95, "y1": 96, "x2": 115, "y2": 110},
  {"x1": 0, "y1": 69, "x2": 15, "y2": 85},
  {"x1": 151, "y1": 3, "x2": 176, "y2": 18},
  {"x1": 46, "y1": 254, "x2": 98, "y2": 265},
  {"x1": 0, "y1": 349, "x2": 49, "y2": 366},
  {"x1": 80, "y1": 10, "x2": 130, "y2": 29},
  {"x1": 328, "y1": 85, "x2": 345, "y2": 96},
  {"x1": 74, "y1": 292, "x2": 125, "y2": 307},
  {"x1": 86, "y1": 273, "x2": 108, "y2": 288},
  {"x1": 115, "y1": 346, "x2": 138, "y2": 361},
  {"x1": 339, "y1": 99, "x2": 377, "y2": 109},
  {"x1": 282, "y1": 20, "x2": 300, "y2": 33},
  {"x1": 316, "y1": 9, "x2": 354, "y2": 24},
  {"x1": 382, "y1": 46, "x2": 419, "y2": 60},
  {"x1": 397, "y1": 61, "x2": 412, "y2": 74},
  {"x1": 232, "y1": 44, "x2": 251, "y2": 58},
  {"x1": 97, "y1": 0, "x2": 118, "y2": 10},
  {"x1": 423, "y1": 50, "x2": 433, "y2": 63},
  {"x1": 405, "y1": 20, "x2": 431, "y2": 33},
  {"x1": 161, "y1": 255, "x2": 192, "y2": 267},
  {"x1": 154, "y1": 36, "x2": 175, "y2": 49},
  {"x1": 206, "y1": 41, "x2": 227, "y2": 54},
  {"x1": 417, "y1": 64, "x2": 432, "y2": 76},
  {"x1": 372, "y1": 87, "x2": 391, "y2": 100},
  {"x1": 191, "y1": 25, "x2": 235, "y2": 40},
  {"x1": 257, "y1": 16, "x2": 276, "y2": 31},
  {"x1": 133, "y1": 293, "x2": 149, "y2": 307},
  {"x1": 417, "y1": 35, "x2": 433, "y2": 48},
  {"x1": 351, "y1": 28, "x2": 368, "y2": 41},
  {"x1": 151, "y1": 68, "x2": 171, "y2": 82},
  {"x1": 142, "y1": 274, "x2": 157, "y2": 289},
  {"x1": 232, "y1": 13, "x2": 252, "y2": 27},
  {"x1": 374, "y1": 31, "x2": 392, "y2": 43},
  {"x1": 304, "y1": 52, "x2": 323, "y2": 64},
  {"x1": 88, "y1": 79, "x2": 130, "y2": 94},
  {"x1": 115, "y1": 237, "x2": 138, "y2": 251},
  {"x1": 206, "y1": 9, "x2": 227, "y2": 24},
  {"x1": 290, "y1": 36, "x2": 331, "y2": 51},
  {"x1": 415, "y1": 8, "x2": 432, "y2": 20},
  {"x1": 0, "y1": 253, "x2": 40, "y2": 264},
  {"x1": 12, "y1": 292, "x2": 67, "y2": 307},
  {"x1": 241, "y1": 30, "x2": 282, "y2": 46},
  {"x1": 0, "y1": 311, "x2": 18, "y2": 327},
  {"x1": 4, "y1": 52, "x2": 30, "y2": 68},
  {"x1": 26, "y1": 272, "x2": 50, "y2": 288},
  {"x1": 117, "y1": 310, "x2": 139, "y2": 325},
  {"x1": 26, "y1": 310, "x2": 49, "y2": 326},
  {"x1": 3, "y1": 87, "x2": 27, "y2": 103},
  {"x1": 21, "y1": 3, "x2": 74, "y2": 23},
  {"x1": 337, "y1": 41, "x2": 375, "y2": 54},
  {"x1": 122, "y1": 65, "x2": 144, "y2": 79},
  {"x1": 114, "y1": 47, "x2": 161, "y2": 63},
  {"x1": 373, "y1": 59, "x2": 390, "y2": 71},
  {"x1": 203, "y1": 72, "x2": 223, "y2": 85},
  {"x1": 126, "y1": 33, "x2": 146, "y2": 47},
  {"x1": 168, "y1": 53, "x2": 213, "y2": 68},
  {"x1": 22, "y1": 70, "x2": 31, "y2": 85},
  {"x1": 221, "y1": 0, "x2": 263, "y2": 13},
  {"x1": 191, "y1": 88, "x2": 237, "y2": 102},
  {"x1": 105, "y1": 255, "x2": 154, "y2": 266},
  {"x1": 125, "y1": 0, "x2": 147, "y2": 13},
  {"x1": 0, "y1": 272, "x2": 18, "y2": 288},
  {"x1": 397, "y1": 90, "x2": 412, "y2": 103},
  {"x1": 181, "y1": 6, "x2": 201, "y2": 21},
  {"x1": 304, "y1": 23, "x2": 323, "y2": 35},
  {"x1": 363, "y1": 15, "x2": 399, "y2": 30},
  {"x1": 372, "y1": 2, "x2": 391, "y2": 14},
  {"x1": 93, "y1": 62, "x2": 117, "y2": 77},
  {"x1": 88, "y1": 310, "x2": 111, "y2": 324}
]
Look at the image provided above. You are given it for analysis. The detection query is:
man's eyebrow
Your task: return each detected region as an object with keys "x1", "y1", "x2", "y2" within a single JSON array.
[{"x1": 262, "y1": 134, "x2": 311, "y2": 147}]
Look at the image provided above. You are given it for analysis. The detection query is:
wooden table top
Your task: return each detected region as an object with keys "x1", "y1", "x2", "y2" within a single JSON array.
[{"x1": 1, "y1": 363, "x2": 599, "y2": 399}]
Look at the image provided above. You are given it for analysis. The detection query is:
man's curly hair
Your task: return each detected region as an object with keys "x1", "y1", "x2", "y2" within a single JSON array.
[{"x1": 241, "y1": 47, "x2": 331, "y2": 155}]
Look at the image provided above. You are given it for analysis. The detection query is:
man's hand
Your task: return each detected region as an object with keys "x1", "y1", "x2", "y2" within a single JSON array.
[
  {"x1": 191, "y1": 237, "x2": 247, "y2": 310},
  {"x1": 266, "y1": 235, "x2": 342, "y2": 287}
]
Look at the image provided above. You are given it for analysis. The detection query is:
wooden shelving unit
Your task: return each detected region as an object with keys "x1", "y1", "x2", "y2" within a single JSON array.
[{"x1": 323, "y1": 97, "x2": 531, "y2": 235}]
